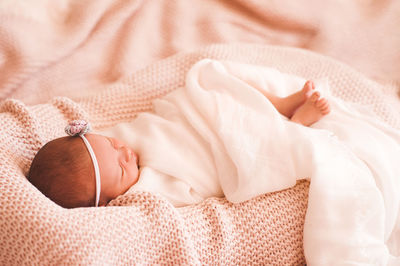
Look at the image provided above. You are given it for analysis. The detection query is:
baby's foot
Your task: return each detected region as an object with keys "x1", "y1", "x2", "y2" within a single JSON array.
[
  {"x1": 276, "y1": 80, "x2": 315, "y2": 118},
  {"x1": 290, "y1": 91, "x2": 330, "y2": 126}
]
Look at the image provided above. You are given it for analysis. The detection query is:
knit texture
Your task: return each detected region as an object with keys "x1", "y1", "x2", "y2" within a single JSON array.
[
  {"x1": 1, "y1": 0, "x2": 399, "y2": 104},
  {"x1": 1, "y1": 44, "x2": 399, "y2": 265}
]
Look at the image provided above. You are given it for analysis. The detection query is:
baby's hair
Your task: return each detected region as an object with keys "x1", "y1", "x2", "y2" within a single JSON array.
[{"x1": 28, "y1": 136, "x2": 95, "y2": 208}]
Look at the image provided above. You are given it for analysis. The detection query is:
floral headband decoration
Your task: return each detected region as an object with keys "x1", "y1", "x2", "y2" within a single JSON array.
[{"x1": 65, "y1": 120, "x2": 101, "y2": 207}]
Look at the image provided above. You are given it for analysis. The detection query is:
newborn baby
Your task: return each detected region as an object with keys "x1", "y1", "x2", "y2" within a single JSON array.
[
  {"x1": 28, "y1": 128, "x2": 140, "y2": 208},
  {"x1": 28, "y1": 78, "x2": 330, "y2": 208}
]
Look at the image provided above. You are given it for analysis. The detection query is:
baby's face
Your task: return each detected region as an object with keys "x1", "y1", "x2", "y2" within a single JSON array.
[{"x1": 85, "y1": 134, "x2": 139, "y2": 205}]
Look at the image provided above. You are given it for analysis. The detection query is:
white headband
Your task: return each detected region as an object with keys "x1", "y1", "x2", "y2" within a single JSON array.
[{"x1": 65, "y1": 120, "x2": 101, "y2": 207}]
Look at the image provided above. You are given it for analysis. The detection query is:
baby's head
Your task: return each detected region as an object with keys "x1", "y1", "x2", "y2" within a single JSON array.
[{"x1": 29, "y1": 122, "x2": 139, "y2": 208}]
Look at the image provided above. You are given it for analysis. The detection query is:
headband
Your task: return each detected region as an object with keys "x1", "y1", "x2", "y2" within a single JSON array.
[{"x1": 65, "y1": 120, "x2": 101, "y2": 207}]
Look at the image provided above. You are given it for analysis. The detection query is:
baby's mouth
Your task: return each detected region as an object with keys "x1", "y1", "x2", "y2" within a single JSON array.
[
  {"x1": 128, "y1": 148, "x2": 139, "y2": 164},
  {"x1": 136, "y1": 153, "x2": 140, "y2": 165}
]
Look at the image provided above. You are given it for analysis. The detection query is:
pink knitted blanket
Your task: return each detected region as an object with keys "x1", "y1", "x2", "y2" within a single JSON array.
[
  {"x1": 1, "y1": 0, "x2": 399, "y2": 104},
  {"x1": 0, "y1": 44, "x2": 399, "y2": 265}
]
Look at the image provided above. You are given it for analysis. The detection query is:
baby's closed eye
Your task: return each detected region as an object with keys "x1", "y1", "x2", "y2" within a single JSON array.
[{"x1": 120, "y1": 164, "x2": 125, "y2": 178}]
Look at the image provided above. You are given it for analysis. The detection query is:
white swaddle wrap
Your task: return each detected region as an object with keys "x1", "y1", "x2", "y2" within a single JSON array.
[{"x1": 101, "y1": 59, "x2": 400, "y2": 265}]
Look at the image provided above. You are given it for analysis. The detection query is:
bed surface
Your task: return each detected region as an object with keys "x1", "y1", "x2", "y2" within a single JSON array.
[
  {"x1": 0, "y1": 0, "x2": 399, "y2": 104},
  {"x1": 0, "y1": 1, "x2": 399, "y2": 264},
  {"x1": 1, "y1": 44, "x2": 399, "y2": 264}
]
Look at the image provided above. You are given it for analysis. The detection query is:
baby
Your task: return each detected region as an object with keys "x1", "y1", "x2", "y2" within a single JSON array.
[{"x1": 28, "y1": 80, "x2": 330, "y2": 208}]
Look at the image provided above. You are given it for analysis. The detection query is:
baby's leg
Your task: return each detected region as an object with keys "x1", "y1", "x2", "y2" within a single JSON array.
[
  {"x1": 263, "y1": 80, "x2": 315, "y2": 118},
  {"x1": 290, "y1": 91, "x2": 330, "y2": 126}
]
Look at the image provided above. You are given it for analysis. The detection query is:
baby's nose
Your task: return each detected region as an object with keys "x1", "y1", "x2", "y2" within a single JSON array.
[{"x1": 120, "y1": 146, "x2": 132, "y2": 162}]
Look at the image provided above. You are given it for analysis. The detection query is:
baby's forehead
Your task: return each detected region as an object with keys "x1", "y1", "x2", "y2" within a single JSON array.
[
  {"x1": 84, "y1": 134, "x2": 120, "y2": 165},
  {"x1": 86, "y1": 134, "x2": 113, "y2": 150}
]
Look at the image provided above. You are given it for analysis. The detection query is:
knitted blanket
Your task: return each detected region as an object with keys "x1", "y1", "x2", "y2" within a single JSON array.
[
  {"x1": 1, "y1": 44, "x2": 399, "y2": 265},
  {"x1": 1, "y1": 0, "x2": 399, "y2": 105}
]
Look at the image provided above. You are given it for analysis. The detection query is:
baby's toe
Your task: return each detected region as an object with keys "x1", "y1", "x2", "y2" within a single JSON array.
[
  {"x1": 322, "y1": 109, "x2": 330, "y2": 115},
  {"x1": 316, "y1": 98, "x2": 328, "y2": 107},
  {"x1": 303, "y1": 80, "x2": 315, "y2": 97},
  {"x1": 310, "y1": 81, "x2": 315, "y2": 90},
  {"x1": 321, "y1": 105, "x2": 331, "y2": 114},
  {"x1": 304, "y1": 80, "x2": 313, "y2": 88},
  {"x1": 310, "y1": 91, "x2": 320, "y2": 102}
]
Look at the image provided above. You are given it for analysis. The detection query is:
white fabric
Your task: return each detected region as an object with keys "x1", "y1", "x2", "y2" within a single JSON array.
[{"x1": 100, "y1": 59, "x2": 400, "y2": 265}]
